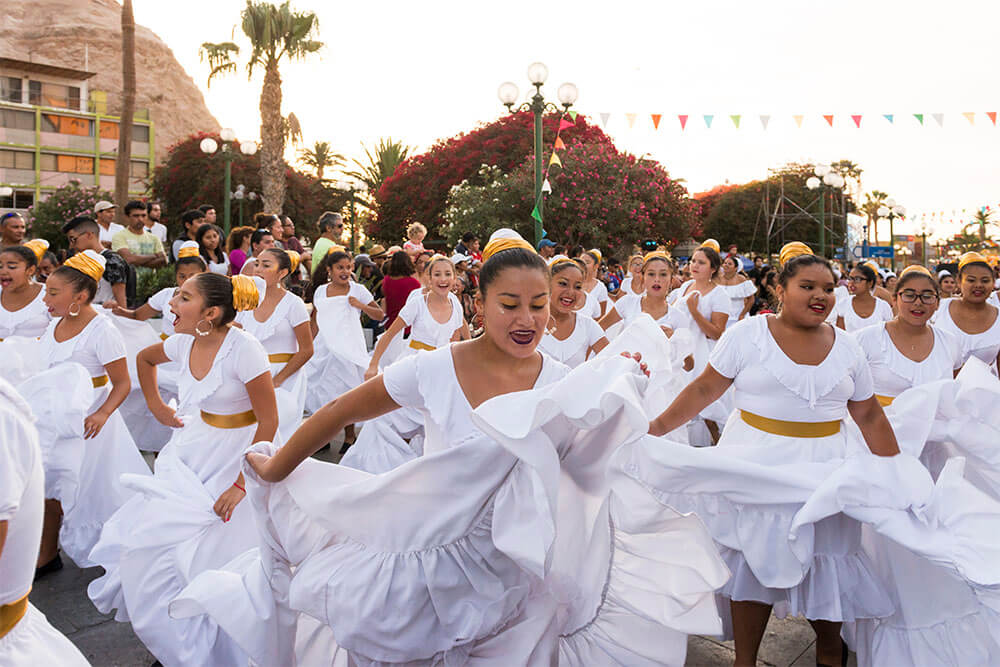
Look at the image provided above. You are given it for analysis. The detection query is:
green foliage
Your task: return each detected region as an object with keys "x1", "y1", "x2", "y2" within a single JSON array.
[
  {"x1": 26, "y1": 180, "x2": 114, "y2": 252},
  {"x1": 346, "y1": 137, "x2": 412, "y2": 197},
  {"x1": 135, "y1": 265, "x2": 175, "y2": 304},
  {"x1": 298, "y1": 141, "x2": 343, "y2": 181}
]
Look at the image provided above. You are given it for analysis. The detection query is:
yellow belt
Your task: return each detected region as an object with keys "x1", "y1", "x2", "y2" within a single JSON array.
[
  {"x1": 408, "y1": 339, "x2": 436, "y2": 351},
  {"x1": 268, "y1": 352, "x2": 294, "y2": 363},
  {"x1": 0, "y1": 593, "x2": 28, "y2": 640},
  {"x1": 875, "y1": 395, "x2": 894, "y2": 407},
  {"x1": 200, "y1": 409, "x2": 257, "y2": 429},
  {"x1": 160, "y1": 333, "x2": 169, "y2": 341},
  {"x1": 92, "y1": 375, "x2": 109, "y2": 388},
  {"x1": 740, "y1": 410, "x2": 841, "y2": 438}
]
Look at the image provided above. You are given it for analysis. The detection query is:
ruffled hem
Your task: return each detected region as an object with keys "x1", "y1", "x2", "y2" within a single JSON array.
[
  {"x1": 0, "y1": 604, "x2": 89, "y2": 666},
  {"x1": 852, "y1": 606, "x2": 1000, "y2": 667}
]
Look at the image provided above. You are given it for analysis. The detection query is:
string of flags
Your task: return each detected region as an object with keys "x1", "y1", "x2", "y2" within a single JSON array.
[
  {"x1": 588, "y1": 112, "x2": 999, "y2": 130},
  {"x1": 530, "y1": 109, "x2": 578, "y2": 225}
]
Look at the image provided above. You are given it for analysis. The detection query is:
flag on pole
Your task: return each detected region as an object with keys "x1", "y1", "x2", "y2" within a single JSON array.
[
  {"x1": 988, "y1": 112, "x2": 997, "y2": 126},
  {"x1": 932, "y1": 113, "x2": 944, "y2": 127},
  {"x1": 759, "y1": 114, "x2": 770, "y2": 130},
  {"x1": 851, "y1": 114, "x2": 862, "y2": 128},
  {"x1": 599, "y1": 112, "x2": 610, "y2": 127},
  {"x1": 823, "y1": 114, "x2": 834, "y2": 127},
  {"x1": 568, "y1": 111, "x2": 578, "y2": 122},
  {"x1": 883, "y1": 114, "x2": 894, "y2": 124},
  {"x1": 559, "y1": 118, "x2": 575, "y2": 131},
  {"x1": 554, "y1": 136, "x2": 565, "y2": 150},
  {"x1": 963, "y1": 112, "x2": 976, "y2": 125},
  {"x1": 914, "y1": 113, "x2": 924, "y2": 125},
  {"x1": 549, "y1": 152, "x2": 562, "y2": 167},
  {"x1": 531, "y1": 205, "x2": 542, "y2": 223},
  {"x1": 793, "y1": 115, "x2": 804, "y2": 128}
]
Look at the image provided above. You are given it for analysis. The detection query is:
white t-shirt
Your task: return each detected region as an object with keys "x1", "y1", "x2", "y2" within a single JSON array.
[
  {"x1": 0, "y1": 378, "x2": 43, "y2": 604},
  {"x1": 397, "y1": 290, "x2": 464, "y2": 349},
  {"x1": 580, "y1": 280, "x2": 609, "y2": 319},
  {"x1": 147, "y1": 222, "x2": 168, "y2": 245},
  {"x1": 855, "y1": 323, "x2": 963, "y2": 399},
  {"x1": 147, "y1": 286, "x2": 176, "y2": 336},
  {"x1": 98, "y1": 222, "x2": 124, "y2": 246},
  {"x1": 39, "y1": 313, "x2": 126, "y2": 377},
  {"x1": 835, "y1": 295, "x2": 893, "y2": 333},
  {"x1": 932, "y1": 298, "x2": 1000, "y2": 368},
  {"x1": 0, "y1": 285, "x2": 50, "y2": 339},
  {"x1": 619, "y1": 275, "x2": 643, "y2": 297},
  {"x1": 236, "y1": 290, "x2": 309, "y2": 355},
  {"x1": 538, "y1": 313, "x2": 606, "y2": 368}
]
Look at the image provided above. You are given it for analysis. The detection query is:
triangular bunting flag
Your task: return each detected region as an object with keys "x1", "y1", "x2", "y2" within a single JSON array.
[
  {"x1": 568, "y1": 110, "x2": 578, "y2": 122},
  {"x1": 932, "y1": 113, "x2": 944, "y2": 127},
  {"x1": 651, "y1": 113, "x2": 662, "y2": 129},
  {"x1": 883, "y1": 114, "x2": 894, "y2": 124},
  {"x1": 703, "y1": 114, "x2": 714, "y2": 128},
  {"x1": 823, "y1": 114, "x2": 834, "y2": 127},
  {"x1": 531, "y1": 205, "x2": 542, "y2": 223},
  {"x1": 678, "y1": 114, "x2": 689, "y2": 130},
  {"x1": 793, "y1": 115, "x2": 804, "y2": 128},
  {"x1": 559, "y1": 118, "x2": 575, "y2": 131},
  {"x1": 625, "y1": 113, "x2": 637, "y2": 128},
  {"x1": 963, "y1": 112, "x2": 976, "y2": 125},
  {"x1": 851, "y1": 114, "x2": 862, "y2": 128},
  {"x1": 553, "y1": 136, "x2": 565, "y2": 150},
  {"x1": 549, "y1": 152, "x2": 562, "y2": 167},
  {"x1": 730, "y1": 114, "x2": 741, "y2": 128},
  {"x1": 599, "y1": 112, "x2": 610, "y2": 127},
  {"x1": 988, "y1": 112, "x2": 997, "y2": 126},
  {"x1": 914, "y1": 113, "x2": 924, "y2": 125},
  {"x1": 759, "y1": 115, "x2": 770, "y2": 130}
]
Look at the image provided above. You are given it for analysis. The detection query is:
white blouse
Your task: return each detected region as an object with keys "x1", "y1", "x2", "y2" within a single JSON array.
[
  {"x1": 397, "y1": 290, "x2": 464, "y2": 349},
  {"x1": 538, "y1": 313, "x2": 605, "y2": 368},
  {"x1": 0, "y1": 285, "x2": 50, "y2": 339},
  {"x1": 147, "y1": 286, "x2": 176, "y2": 337},
  {"x1": 710, "y1": 316, "x2": 874, "y2": 422},
  {"x1": 932, "y1": 298, "x2": 1000, "y2": 368},
  {"x1": 836, "y1": 295, "x2": 893, "y2": 333},
  {"x1": 207, "y1": 253, "x2": 230, "y2": 276},
  {"x1": 612, "y1": 294, "x2": 684, "y2": 330},
  {"x1": 580, "y1": 280, "x2": 609, "y2": 319},
  {"x1": 39, "y1": 314, "x2": 126, "y2": 378},
  {"x1": 719, "y1": 280, "x2": 756, "y2": 328},
  {"x1": 854, "y1": 323, "x2": 962, "y2": 399},
  {"x1": 671, "y1": 283, "x2": 731, "y2": 334},
  {"x1": 236, "y1": 290, "x2": 309, "y2": 355},
  {"x1": 619, "y1": 275, "x2": 643, "y2": 296}
]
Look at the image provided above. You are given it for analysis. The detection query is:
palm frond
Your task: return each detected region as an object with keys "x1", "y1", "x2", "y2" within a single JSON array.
[{"x1": 200, "y1": 42, "x2": 240, "y2": 85}]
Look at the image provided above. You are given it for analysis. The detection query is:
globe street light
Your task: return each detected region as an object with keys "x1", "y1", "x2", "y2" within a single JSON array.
[
  {"x1": 231, "y1": 183, "x2": 257, "y2": 227},
  {"x1": 201, "y1": 129, "x2": 257, "y2": 234},
  {"x1": 498, "y1": 62, "x2": 578, "y2": 247},
  {"x1": 876, "y1": 201, "x2": 906, "y2": 271}
]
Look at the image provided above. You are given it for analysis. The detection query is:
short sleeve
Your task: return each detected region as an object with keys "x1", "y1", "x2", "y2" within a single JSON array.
[
  {"x1": 0, "y1": 423, "x2": 33, "y2": 521},
  {"x1": 94, "y1": 319, "x2": 127, "y2": 365},
  {"x1": 382, "y1": 353, "x2": 424, "y2": 410},
  {"x1": 877, "y1": 299, "x2": 893, "y2": 322},
  {"x1": 448, "y1": 293, "x2": 465, "y2": 331},
  {"x1": 397, "y1": 290, "x2": 422, "y2": 326},
  {"x1": 595, "y1": 281, "x2": 609, "y2": 304},
  {"x1": 162, "y1": 332, "x2": 188, "y2": 363},
  {"x1": 235, "y1": 332, "x2": 271, "y2": 384},
  {"x1": 110, "y1": 231, "x2": 127, "y2": 252},
  {"x1": 151, "y1": 235, "x2": 164, "y2": 254},
  {"x1": 707, "y1": 286, "x2": 729, "y2": 316},
  {"x1": 350, "y1": 282, "x2": 375, "y2": 305},
  {"x1": 708, "y1": 320, "x2": 749, "y2": 379},
  {"x1": 287, "y1": 295, "x2": 309, "y2": 327},
  {"x1": 101, "y1": 251, "x2": 129, "y2": 286},
  {"x1": 147, "y1": 287, "x2": 172, "y2": 313},
  {"x1": 842, "y1": 334, "x2": 875, "y2": 401},
  {"x1": 583, "y1": 316, "x2": 605, "y2": 347}
]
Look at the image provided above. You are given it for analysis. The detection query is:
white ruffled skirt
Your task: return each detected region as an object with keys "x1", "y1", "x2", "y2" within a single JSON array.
[
  {"x1": 274, "y1": 362, "x2": 308, "y2": 443},
  {"x1": 0, "y1": 603, "x2": 89, "y2": 666},
  {"x1": 303, "y1": 333, "x2": 366, "y2": 415}
]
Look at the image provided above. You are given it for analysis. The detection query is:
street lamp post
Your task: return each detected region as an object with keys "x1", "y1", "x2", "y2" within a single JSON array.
[
  {"x1": 200, "y1": 129, "x2": 258, "y2": 235},
  {"x1": 498, "y1": 63, "x2": 578, "y2": 247},
  {"x1": 231, "y1": 184, "x2": 257, "y2": 227},
  {"x1": 877, "y1": 199, "x2": 906, "y2": 271},
  {"x1": 806, "y1": 164, "x2": 845, "y2": 258},
  {"x1": 919, "y1": 220, "x2": 930, "y2": 267}
]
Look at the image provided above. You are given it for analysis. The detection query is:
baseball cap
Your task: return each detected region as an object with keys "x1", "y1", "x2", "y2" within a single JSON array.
[
  {"x1": 450, "y1": 252, "x2": 472, "y2": 265},
  {"x1": 538, "y1": 239, "x2": 556, "y2": 249},
  {"x1": 354, "y1": 254, "x2": 376, "y2": 268},
  {"x1": 94, "y1": 201, "x2": 116, "y2": 212}
]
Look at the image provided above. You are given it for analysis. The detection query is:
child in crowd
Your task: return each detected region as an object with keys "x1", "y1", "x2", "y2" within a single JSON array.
[{"x1": 403, "y1": 222, "x2": 427, "y2": 257}]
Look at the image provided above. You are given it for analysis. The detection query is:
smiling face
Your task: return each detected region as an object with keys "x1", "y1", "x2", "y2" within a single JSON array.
[
  {"x1": 777, "y1": 262, "x2": 836, "y2": 326},
  {"x1": 427, "y1": 259, "x2": 455, "y2": 295},
  {"x1": 642, "y1": 258, "x2": 672, "y2": 298},
  {"x1": 0, "y1": 250, "x2": 34, "y2": 290},
  {"x1": 628, "y1": 257, "x2": 643, "y2": 276},
  {"x1": 894, "y1": 275, "x2": 939, "y2": 326},
  {"x1": 478, "y1": 266, "x2": 549, "y2": 358},
  {"x1": 42, "y1": 272, "x2": 88, "y2": 317},
  {"x1": 959, "y1": 265, "x2": 993, "y2": 304},
  {"x1": 722, "y1": 255, "x2": 739, "y2": 278},
  {"x1": 549, "y1": 264, "x2": 585, "y2": 315}
]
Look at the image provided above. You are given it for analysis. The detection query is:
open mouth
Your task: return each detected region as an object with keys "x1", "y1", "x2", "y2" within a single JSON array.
[
  {"x1": 558, "y1": 296, "x2": 575, "y2": 307},
  {"x1": 910, "y1": 309, "x2": 926, "y2": 316},
  {"x1": 510, "y1": 330, "x2": 536, "y2": 345},
  {"x1": 0, "y1": 278, "x2": 11, "y2": 288},
  {"x1": 808, "y1": 303, "x2": 827, "y2": 314}
]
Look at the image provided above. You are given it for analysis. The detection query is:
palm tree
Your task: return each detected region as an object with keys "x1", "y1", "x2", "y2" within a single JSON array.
[
  {"x1": 298, "y1": 141, "x2": 343, "y2": 181},
  {"x1": 347, "y1": 137, "x2": 412, "y2": 195},
  {"x1": 115, "y1": 0, "x2": 136, "y2": 225},
  {"x1": 201, "y1": 1, "x2": 322, "y2": 214},
  {"x1": 971, "y1": 209, "x2": 996, "y2": 241},
  {"x1": 860, "y1": 190, "x2": 888, "y2": 243}
]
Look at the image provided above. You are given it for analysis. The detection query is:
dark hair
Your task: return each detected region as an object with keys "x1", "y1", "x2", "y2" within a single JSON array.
[
  {"x1": 550, "y1": 257, "x2": 586, "y2": 278},
  {"x1": 40, "y1": 251, "x2": 58, "y2": 267},
  {"x1": 479, "y1": 248, "x2": 548, "y2": 296},
  {"x1": 1, "y1": 212, "x2": 23, "y2": 225},
  {"x1": 181, "y1": 209, "x2": 206, "y2": 232},
  {"x1": 123, "y1": 200, "x2": 146, "y2": 216},
  {"x1": 692, "y1": 247, "x2": 722, "y2": 278},
  {"x1": 723, "y1": 254, "x2": 740, "y2": 269},
  {"x1": 198, "y1": 204, "x2": 216, "y2": 214},
  {"x1": 310, "y1": 250, "x2": 352, "y2": 294},
  {"x1": 317, "y1": 211, "x2": 343, "y2": 233},
  {"x1": 51, "y1": 265, "x2": 97, "y2": 302},
  {"x1": 253, "y1": 212, "x2": 279, "y2": 228},
  {"x1": 195, "y1": 223, "x2": 226, "y2": 264},
  {"x1": 851, "y1": 263, "x2": 877, "y2": 285},
  {"x1": 553, "y1": 244, "x2": 566, "y2": 255},
  {"x1": 175, "y1": 255, "x2": 207, "y2": 273},
  {"x1": 642, "y1": 255, "x2": 673, "y2": 272},
  {"x1": 250, "y1": 229, "x2": 273, "y2": 250},
  {"x1": 384, "y1": 251, "x2": 415, "y2": 278},
  {"x1": 189, "y1": 272, "x2": 237, "y2": 325},
  {"x1": 1, "y1": 245, "x2": 38, "y2": 268},
  {"x1": 226, "y1": 225, "x2": 254, "y2": 253},
  {"x1": 146, "y1": 201, "x2": 160, "y2": 213},
  {"x1": 262, "y1": 248, "x2": 292, "y2": 278},
  {"x1": 777, "y1": 254, "x2": 836, "y2": 287},
  {"x1": 569, "y1": 245, "x2": 585, "y2": 258},
  {"x1": 62, "y1": 215, "x2": 99, "y2": 236},
  {"x1": 461, "y1": 232, "x2": 477, "y2": 243},
  {"x1": 895, "y1": 270, "x2": 938, "y2": 295}
]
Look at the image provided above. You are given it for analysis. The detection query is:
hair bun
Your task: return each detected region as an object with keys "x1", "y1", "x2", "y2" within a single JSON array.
[
  {"x1": 778, "y1": 241, "x2": 813, "y2": 266},
  {"x1": 64, "y1": 248, "x2": 106, "y2": 281},
  {"x1": 230, "y1": 274, "x2": 261, "y2": 311},
  {"x1": 23, "y1": 238, "x2": 49, "y2": 263},
  {"x1": 285, "y1": 249, "x2": 300, "y2": 274}
]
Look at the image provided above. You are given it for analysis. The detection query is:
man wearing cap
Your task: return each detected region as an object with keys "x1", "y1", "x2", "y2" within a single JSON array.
[
  {"x1": 537, "y1": 238, "x2": 557, "y2": 260},
  {"x1": 94, "y1": 201, "x2": 124, "y2": 249},
  {"x1": 311, "y1": 212, "x2": 345, "y2": 274},
  {"x1": 63, "y1": 215, "x2": 131, "y2": 306},
  {"x1": 0, "y1": 211, "x2": 26, "y2": 246}
]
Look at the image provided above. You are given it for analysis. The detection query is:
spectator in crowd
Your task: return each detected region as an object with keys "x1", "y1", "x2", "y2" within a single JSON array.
[
  {"x1": 311, "y1": 212, "x2": 345, "y2": 274},
  {"x1": 455, "y1": 232, "x2": 479, "y2": 258},
  {"x1": 145, "y1": 201, "x2": 168, "y2": 245},
  {"x1": 748, "y1": 255, "x2": 765, "y2": 280},
  {"x1": 195, "y1": 223, "x2": 230, "y2": 275},
  {"x1": 239, "y1": 228, "x2": 275, "y2": 275},
  {"x1": 450, "y1": 252, "x2": 476, "y2": 321},
  {"x1": 537, "y1": 238, "x2": 556, "y2": 259},
  {"x1": 62, "y1": 215, "x2": 130, "y2": 305},
  {"x1": 403, "y1": 222, "x2": 427, "y2": 257},
  {"x1": 93, "y1": 201, "x2": 123, "y2": 249},
  {"x1": 112, "y1": 201, "x2": 167, "y2": 283},
  {"x1": 252, "y1": 212, "x2": 284, "y2": 250},
  {"x1": 198, "y1": 204, "x2": 217, "y2": 225},
  {"x1": 381, "y1": 250, "x2": 421, "y2": 328},
  {"x1": 0, "y1": 211, "x2": 26, "y2": 246},
  {"x1": 414, "y1": 250, "x2": 433, "y2": 286},
  {"x1": 171, "y1": 209, "x2": 207, "y2": 261},
  {"x1": 282, "y1": 215, "x2": 304, "y2": 253},
  {"x1": 37, "y1": 250, "x2": 59, "y2": 282},
  {"x1": 553, "y1": 244, "x2": 566, "y2": 256},
  {"x1": 727, "y1": 243, "x2": 751, "y2": 272},
  {"x1": 226, "y1": 225, "x2": 255, "y2": 275}
]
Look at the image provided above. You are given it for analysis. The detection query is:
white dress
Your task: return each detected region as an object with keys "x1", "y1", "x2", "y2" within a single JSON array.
[
  {"x1": 836, "y1": 294, "x2": 893, "y2": 333},
  {"x1": 537, "y1": 312, "x2": 605, "y2": 368},
  {"x1": 932, "y1": 297, "x2": 1000, "y2": 370},
  {"x1": 171, "y1": 349, "x2": 729, "y2": 666},
  {"x1": 579, "y1": 279, "x2": 608, "y2": 319},
  {"x1": 16, "y1": 314, "x2": 150, "y2": 567},
  {"x1": 88, "y1": 327, "x2": 270, "y2": 667},
  {"x1": 237, "y1": 290, "x2": 310, "y2": 443},
  {"x1": 206, "y1": 253, "x2": 230, "y2": 276},
  {"x1": 304, "y1": 282, "x2": 374, "y2": 415},
  {"x1": 0, "y1": 378, "x2": 89, "y2": 666},
  {"x1": 619, "y1": 274, "x2": 643, "y2": 296},
  {"x1": 719, "y1": 279, "x2": 756, "y2": 329},
  {"x1": 0, "y1": 285, "x2": 49, "y2": 339}
]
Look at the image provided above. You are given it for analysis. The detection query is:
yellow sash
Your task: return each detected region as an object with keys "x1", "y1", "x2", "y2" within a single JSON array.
[
  {"x1": 0, "y1": 593, "x2": 28, "y2": 639},
  {"x1": 875, "y1": 395, "x2": 894, "y2": 407},
  {"x1": 160, "y1": 333, "x2": 169, "y2": 341},
  {"x1": 740, "y1": 410, "x2": 840, "y2": 438},
  {"x1": 92, "y1": 375, "x2": 109, "y2": 388},
  {"x1": 200, "y1": 409, "x2": 257, "y2": 429},
  {"x1": 268, "y1": 352, "x2": 294, "y2": 363},
  {"x1": 408, "y1": 339, "x2": 436, "y2": 352}
]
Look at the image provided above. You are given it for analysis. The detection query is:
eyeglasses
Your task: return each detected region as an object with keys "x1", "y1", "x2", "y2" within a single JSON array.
[
  {"x1": 898, "y1": 290, "x2": 939, "y2": 304},
  {"x1": 848, "y1": 276, "x2": 870, "y2": 283}
]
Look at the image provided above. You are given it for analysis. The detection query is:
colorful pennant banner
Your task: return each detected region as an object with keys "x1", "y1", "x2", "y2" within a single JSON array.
[{"x1": 580, "y1": 111, "x2": 1000, "y2": 132}]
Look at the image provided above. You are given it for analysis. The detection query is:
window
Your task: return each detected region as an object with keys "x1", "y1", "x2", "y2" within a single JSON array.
[
  {"x1": 130, "y1": 160, "x2": 149, "y2": 178},
  {"x1": 40, "y1": 114, "x2": 92, "y2": 136},
  {"x1": 2, "y1": 190, "x2": 34, "y2": 209},
  {"x1": 132, "y1": 124, "x2": 150, "y2": 143},
  {"x1": 0, "y1": 149, "x2": 34, "y2": 170},
  {"x1": 28, "y1": 80, "x2": 79, "y2": 109},
  {"x1": 0, "y1": 109, "x2": 34, "y2": 130},
  {"x1": 0, "y1": 77, "x2": 21, "y2": 103},
  {"x1": 27, "y1": 80, "x2": 40, "y2": 105}
]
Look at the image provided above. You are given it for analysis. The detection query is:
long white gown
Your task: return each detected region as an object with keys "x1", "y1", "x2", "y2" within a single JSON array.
[
  {"x1": 88, "y1": 327, "x2": 271, "y2": 667},
  {"x1": 237, "y1": 289, "x2": 310, "y2": 443},
  {"x1": 172, "y1": 348, "x2": 729, "y2": 666},
  {"x1": 0, "y1": 284, "x2": 50, "y2": 339},
  {"x1": 0, "y1": 377, "x2": 89, "y2": 666},
  {"x1": 932, "y1": 297, "x2": 1000, "y2": 371}
]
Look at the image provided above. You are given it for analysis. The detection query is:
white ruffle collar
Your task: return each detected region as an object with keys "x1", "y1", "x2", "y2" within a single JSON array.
[
  {"x1": 175, "y1": 327, "x2": 244, "y2": 412},
  {"x1": 0, "y1": 283, "x2": 46, "y2": 325},
  {"x1": 42, "y1": 312, "x2": 108, "y2": 365},
  {"x1": 239, "y1": 290, "x2": 296, "y2": 345},
  {"x1": 871, "y1": 323, "x2": 954, "y2": 387}
]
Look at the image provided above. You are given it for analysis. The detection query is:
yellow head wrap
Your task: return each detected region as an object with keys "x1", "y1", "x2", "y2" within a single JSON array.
[
  {"x1": 177, "y1": 241, "x2": 200, "y2": 259},
  {"x1": 482, "y1": 237, "x2": 536, "y2": 262},
  {"x1": 778, "y1": 241, "x2": 814, "y2": 266},
  {"x1": 958, "y1": 251, "x2": 990, "y2": 272},
  {"x1": 64, "y1": 248, "x2": 105, "y2": 282},
  {"x1": 699, "y1": 238, "x2": 721, "y2": 253},
  {"x1": 230, "y1": 274, "x2": 260, "y2": 312},
  {"x1": 326, "y1": 244, "x2": 347, "y2": 257},
  {"x1": 899, "y1": 264, "x2": 932, "y2": 279},
  {"x1": 425, "y1": 253, "x2": 452, "y2": 272},
  {"x1": 642, "y1": 250, "x2": 672, "y2": 267},
  {"x1": 587, "y1": 248, "x2": 603, "y2": 264},
  {"x1": 862, "y1": 260, "x2": 881, "y2": 275},
  {"x1": 23, "y1": 238, "x2": 49, "y2": 263},
  {"x1": 547, "y1": 255, "x2": 580, "y2": 272},
  {"x1": 285, "y1": 249, "x2": 300, "y2": 274}
]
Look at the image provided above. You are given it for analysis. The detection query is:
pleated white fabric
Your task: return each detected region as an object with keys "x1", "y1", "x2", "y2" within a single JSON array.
[
  {"x1": 0, "y1": 604, "x2": 90, "y2": 666},
  {"x1": 303, "y1": 283, "x2": 372, "y2": 414}
]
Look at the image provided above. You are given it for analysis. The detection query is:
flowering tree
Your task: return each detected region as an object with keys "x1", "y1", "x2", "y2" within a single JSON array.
[
  {"x1": 442, "y1": 143, "x2": 696, "y2": 256},
  {"x1": 27, "y1": 180, "x2": 114, "y2": 251}
]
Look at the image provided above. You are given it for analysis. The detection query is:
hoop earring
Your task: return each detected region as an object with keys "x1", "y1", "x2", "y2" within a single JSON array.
[
  {"x1": 194, "y1": 319, "x2": 213, "y2": 337},
  {"x1": 68, "y1": 302, "x2": 81, "y2": 317}
]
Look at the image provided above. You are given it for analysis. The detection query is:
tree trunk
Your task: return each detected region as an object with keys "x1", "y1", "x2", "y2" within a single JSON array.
[
  {"x1": 259, "y1": 62, "x2": 285, "y2": 214},
  {"x1": 115, "y1": 0, "x2": 136, "y2": 223},
  {"x1": 317, "y1": 164, "x2": 324, "y2": 181}
]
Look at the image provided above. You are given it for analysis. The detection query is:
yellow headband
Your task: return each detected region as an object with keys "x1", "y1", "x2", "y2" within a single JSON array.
[
  {"x1": 64, "y1": 250, "x2": 105, "y2": 282},
  {"x1": 899, "y1": 265, "x2": 932, "y2": 279},
  {"x1": 778, "y1": 241, "x2": 813, "y2": 266},
  {"x1": 587, "y1": 248, "x2": 603, "y2": 264},
  {"x1": 177, "y1": 246, "x2": 200, "y2": 259},
  {"x1": 230, "y1": 274, "x2": 260, "y2": 312},
  {"x1": 482, "y1": 237, "x2": 536, "y2": 262},
  {"x1": 23, "y1": 238, "x2": 49, "y2": 263},
  {"x1": 285, "y1": 249, "x2": 300, "y2": 274},
  {"x1": 326, "y1": 244, "x2": 347, "y2": 257},
  {"x1": 642, "y1": 250, "x2": 672, "y2": 267},
  {"x1": 959, "y1": 251, "x2": 990, "y2": 271},
  {"x1": 548, "y1": 255, "x2": 580, "y2": 272},
  {"x1": 699, "y1": 238, "x2": 720, "y2": 253}
]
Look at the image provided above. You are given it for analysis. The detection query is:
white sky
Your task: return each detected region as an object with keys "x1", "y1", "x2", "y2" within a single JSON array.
[{"x1": 134, "y1": 0, "x2": 1000, "y2": 242}]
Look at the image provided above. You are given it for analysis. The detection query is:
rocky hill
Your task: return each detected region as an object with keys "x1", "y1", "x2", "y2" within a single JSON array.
[{"x1": 1, "y1": 0, "x2": 219, "y2": 164}]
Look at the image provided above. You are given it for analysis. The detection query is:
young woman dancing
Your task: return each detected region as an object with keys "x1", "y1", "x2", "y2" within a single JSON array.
[{"x1": 539, "y1": 255, "x2": 608, "y2": 367}]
